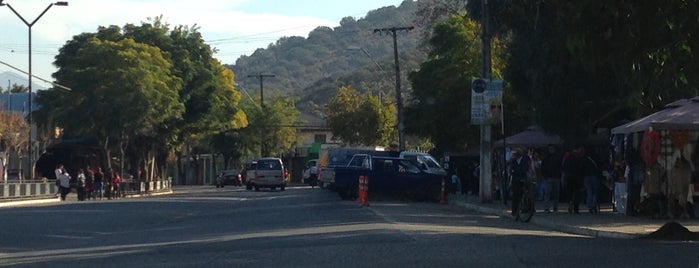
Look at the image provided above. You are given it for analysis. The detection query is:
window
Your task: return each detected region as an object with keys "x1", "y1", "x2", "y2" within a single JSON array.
[{"x1": 314, "y1": 134, "x2": 326, "y2": 143}]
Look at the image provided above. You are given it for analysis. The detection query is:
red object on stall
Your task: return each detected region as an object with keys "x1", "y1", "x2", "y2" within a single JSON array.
[{"x1": 641, "y1": 129, "x2": 661, "y2": 166}]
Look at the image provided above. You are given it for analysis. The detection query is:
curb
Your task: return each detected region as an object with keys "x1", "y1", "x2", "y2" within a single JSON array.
[
  {"x1": 449, "y1": 198, "x2": 639, "y2": 239},
  {"x1": 0, "y1": 190, "x2": 174, "y2": 208}
]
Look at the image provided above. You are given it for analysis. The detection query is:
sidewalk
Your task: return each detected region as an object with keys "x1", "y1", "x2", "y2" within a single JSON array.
[{"x1": 448, "y1": 193, "x2": 699, "y2": 240}]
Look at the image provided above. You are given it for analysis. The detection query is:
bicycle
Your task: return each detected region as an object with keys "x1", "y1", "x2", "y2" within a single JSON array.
[{"x1": 515, "y1": 181, "x2": 536, "y2": 222}]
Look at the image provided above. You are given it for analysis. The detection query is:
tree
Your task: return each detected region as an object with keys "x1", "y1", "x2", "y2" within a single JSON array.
[
  {"x1": 405, "y1": 15, "x2": 508, "y2": 156},
  {"x1": 324, "y1": 86, "x2": 396, "y2": 147},
  {"x1": 39, "y1": 18, "x2": 247, "y2": 183},
  {"x1": 44, "y1": 34, "x2": 184, "y2": 173},
  {"x1": 122, "y1": 18, "x2": 247, "y2": 181},
  {"x1": 468, "y1": 0, "x2": 699, "y2": 141},
  {"x1": 240, "y1": 94, "x2": 299, "y2": 157},
  {"x1": 0, "y1": 109, "x2": 30, "y2": 179}
]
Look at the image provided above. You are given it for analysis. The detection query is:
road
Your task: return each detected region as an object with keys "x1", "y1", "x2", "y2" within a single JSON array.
[{"x1": 0, "y1": 185, "x2": 696, "y2": 267}]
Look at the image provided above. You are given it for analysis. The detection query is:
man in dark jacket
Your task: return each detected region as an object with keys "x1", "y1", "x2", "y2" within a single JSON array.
[
  {"x1": 563, "y1": 146, "x2": 585, "y2": 214},
  {"x1": 541, "y1": 145, "x2": 563, "y2": 213},
  {"x1": 509, "y1": 148, "x2": 531, "y2": 216}
]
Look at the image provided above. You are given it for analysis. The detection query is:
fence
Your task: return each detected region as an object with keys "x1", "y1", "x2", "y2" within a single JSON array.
[{"x1": 0, "y1": 177, "x2": 172, "y2": 199}]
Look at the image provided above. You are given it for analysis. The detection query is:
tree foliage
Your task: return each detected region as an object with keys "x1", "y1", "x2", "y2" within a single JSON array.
[
  {"x1": 239, "y1": 95, "x2": 300, "y2": 157},
  {"x1": 467, "y1": 0, "x2": 699, "y2": 142},
  {"x1": 0, "y1": 109, "x2": 30, "y2": 161},
  {"x1": 324, "y1": 86, "x2": 396, "y2": 147},
  {"x1": 405, "y1": 14, "x2": 512, "y2": 156},
  {"x1": 37, "y1": 17, "x2": 246, "y2": 179},
  {"x1": 230, "y1": 1, "x2": 423, "y2": 125}
]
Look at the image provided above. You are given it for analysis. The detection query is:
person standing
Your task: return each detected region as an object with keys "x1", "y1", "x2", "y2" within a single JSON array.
[
  {"x1": 57, "y1": 167, "x2": 71, "y2": 201},
  {"x1": 93, "y1": 167, "x2": 104, "y2": 200},
  {"x1": 563, "y1": 146, "x2": 585, "y2": 214},
  {"x1": 509, "y1": 148, "x2": 531, "y2": 216},
  {"x1": 84, "y1": 168, "x2": 94, "y2": 200},
  {"x1": 451, "y1": 169, "x2": 462, "y2": 195},
  {"x1": 76, "y1": 169, "x2": 86, "y2": 201},
  {"x1": 582, "y1": 148, "x2": 601, "y2": 214},
  {"x1": 541, "y1": 145, "x2": 562, "y2": 213},
  {"x1": 54, "y1": 164, "x2": 64, "y2": 197}
]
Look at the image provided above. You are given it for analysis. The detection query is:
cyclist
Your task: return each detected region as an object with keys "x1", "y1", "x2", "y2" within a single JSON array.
[{"x1": 509, "y1": 148, "x2": 531, "y2": 217}]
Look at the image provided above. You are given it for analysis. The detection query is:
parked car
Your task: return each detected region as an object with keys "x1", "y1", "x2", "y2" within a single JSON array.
[
  {"x1": 399, "y1": 151, "x2": 447, "y2": 176},
  {"x1": 216, "y1": 169, "x2": 242, "y2": 187},
  {"x1": 246, "y1": 158, "x2": 287, "y2": 191},
  {"x1": 334, "y1": 154, "x2": 444, "y2": 201}
]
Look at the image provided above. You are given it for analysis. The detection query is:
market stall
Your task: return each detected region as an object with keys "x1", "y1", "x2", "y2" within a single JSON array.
[{"x1": 611, "y1": 97, "x2": 699, "y2": 218}]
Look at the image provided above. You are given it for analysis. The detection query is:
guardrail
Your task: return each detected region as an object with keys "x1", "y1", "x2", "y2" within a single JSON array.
[{"x1": 0, "y1": 177, "x2": 173, "y2": 199}]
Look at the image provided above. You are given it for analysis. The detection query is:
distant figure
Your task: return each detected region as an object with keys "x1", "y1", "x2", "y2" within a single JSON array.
[
  {"x1": 450, "y1": 169, "x2": 461, "y2": 195},
  {"x1": 76, "y1": 169, "x2": 86, "y2": 201},
  {"x1": 563, "y1": 146, "x2": 585, "y2": 214},
  {"x1": 57, "y1": 167, "x2": 71, "y2": 201},
  {"x1": 54, "y1": 164, "x2": 64, "y2": 197},
  {"x1": 541, "y1": 145, "x2": 562, "y2": 213},
  {"x1": 93, "y1": 167, "x2": 104, "y2": 200},
  {"x1": 509, "y1": 148, "x2": 531, "y2": 216},
  {"x1": 582, "y1": 148, "x2": 601, "y2": 214}
]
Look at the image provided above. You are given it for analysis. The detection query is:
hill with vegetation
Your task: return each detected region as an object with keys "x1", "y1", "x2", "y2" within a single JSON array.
[{"x1": 226, "y1": 0, "x2": 426, "y2": 125}]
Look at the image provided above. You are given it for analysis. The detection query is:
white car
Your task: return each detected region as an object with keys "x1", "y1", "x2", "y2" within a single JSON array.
[{"x1": 247, "y1": 158, "x2": 286, "y2": 191}]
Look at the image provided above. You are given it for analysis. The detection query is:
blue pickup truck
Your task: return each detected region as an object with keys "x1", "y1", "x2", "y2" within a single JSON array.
[{"x1": 333, "y1": 154, "x2": 446, "y2": 202}]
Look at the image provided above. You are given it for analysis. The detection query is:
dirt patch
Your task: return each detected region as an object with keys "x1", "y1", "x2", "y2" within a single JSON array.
[{"x1": 642, "y1": 221, "x2": 699, "y2": 241}]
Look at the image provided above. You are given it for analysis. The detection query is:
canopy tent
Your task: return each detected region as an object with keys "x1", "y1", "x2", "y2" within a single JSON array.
[
  {"x1": 611, "y1": 97, "x2": 699, "y2": 134},
  {"x1": 494, "y1": 125, "x2": 563, "y2": 148}
]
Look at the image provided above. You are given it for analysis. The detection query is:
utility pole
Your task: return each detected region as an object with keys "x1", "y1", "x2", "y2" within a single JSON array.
[
  {"x1": 479, "y1": 0, "x2": 493, "y2": 203},
  {"x1": 247, "y1": 74, "x2": 275, "y2": 157},
  {"x1": 247, "y1": 74, "x2": 275, "y2": 108},
  {"x1": 374, "y1": 26, "x2": 413, "y2": 151}
]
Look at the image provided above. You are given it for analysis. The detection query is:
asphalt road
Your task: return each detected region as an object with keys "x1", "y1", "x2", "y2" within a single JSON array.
[{"x1": 0, "y1": 185, "x2": 696, "y2": 268}]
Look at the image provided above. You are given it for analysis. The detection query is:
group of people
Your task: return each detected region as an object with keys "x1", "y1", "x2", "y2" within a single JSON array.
[
  {"x1": 54, "y1": 164, "x2": 126, "y2": 201},
  {"x1": 507, "y1": 144, "x2": 605, "y2": 215}
]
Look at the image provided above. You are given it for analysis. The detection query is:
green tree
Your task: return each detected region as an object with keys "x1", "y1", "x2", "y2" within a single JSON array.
[
  {"x1": 44, "y1": 36, "x2": 184, "y2": 170},
  {"x1": 122, "y1": 18, "x2": 247, "y2": 180},
  {"x1": 325, "y1": 86, "x2": 396, "y2": 147},
  {"x1": 240, "y1": 95, "x2": 299, "y2": 157},
  {"x1": 405, "y1": 15, "x2": 508, "y2": 156},
  {"x1": 468, "y1": 0, "x2": 699, "y2": 141}
]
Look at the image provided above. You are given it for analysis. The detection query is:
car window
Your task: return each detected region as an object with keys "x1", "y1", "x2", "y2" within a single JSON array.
[
  {"x1": 421, "y1": 155, "x2": 442, "y2": 169},
  {"x1": 399, "y1": 159, "x2": 421, "y2": 174},
  {"x1": 257, "y1": 160, "x2": 282, "y2": 170}
]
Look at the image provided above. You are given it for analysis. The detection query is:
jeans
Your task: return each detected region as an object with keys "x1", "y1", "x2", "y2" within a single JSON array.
[
  {"x1": 584, "y1": 176, "x2": 599, "y2": 210},
  {"x1": 543, "y1": 178, "x2": 560, "y2": 211}
]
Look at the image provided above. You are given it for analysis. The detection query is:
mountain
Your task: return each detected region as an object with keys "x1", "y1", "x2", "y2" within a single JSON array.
[
  {"x1": 227, "y1": 0, "x2": 426, "y2": 125},
  {"x1": 0, "y1": 71, "x2": 47, "y2": 91}
]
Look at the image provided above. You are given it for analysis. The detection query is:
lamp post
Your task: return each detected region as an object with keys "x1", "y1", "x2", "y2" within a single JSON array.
[{"x1": 1, "y1": 1, "x2": 69, "y2": 180}]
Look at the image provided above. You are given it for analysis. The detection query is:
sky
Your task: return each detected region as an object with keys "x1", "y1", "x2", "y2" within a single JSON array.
[{"x1": 0, "y1": 0, "x2": 405, "y2": 89}]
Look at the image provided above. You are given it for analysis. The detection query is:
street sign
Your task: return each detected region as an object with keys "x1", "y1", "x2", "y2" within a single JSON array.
[
  {"x1": 471, "y1": 78, "x2": 503, "y2": 125},
  {"x1": 472, "y1": 79, "x2": 486, "y2": 93}
]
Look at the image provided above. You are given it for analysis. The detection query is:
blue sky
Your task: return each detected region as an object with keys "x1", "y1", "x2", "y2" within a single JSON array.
[{"x1": 0, "y1": 0, "x2": 405, "y2": 88}]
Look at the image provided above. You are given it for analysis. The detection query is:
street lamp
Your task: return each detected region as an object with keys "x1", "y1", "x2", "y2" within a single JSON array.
[{"x1": 1, "y1": 0, "x2": 69, "y2": 180}]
